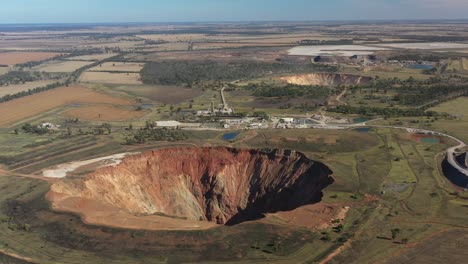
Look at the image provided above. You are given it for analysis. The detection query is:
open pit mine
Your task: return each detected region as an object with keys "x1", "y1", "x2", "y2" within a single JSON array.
[
  {"x1": 282, "y1": 73, "x2": 372, "y2": 86},
  {"x1": 48, "y1": 147, "x2": 334, "y2": 228}
]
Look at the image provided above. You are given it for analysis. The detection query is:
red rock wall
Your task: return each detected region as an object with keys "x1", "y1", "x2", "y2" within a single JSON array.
[{"x1": 50, "y1": 147, "x2": 333, "y2": 225}]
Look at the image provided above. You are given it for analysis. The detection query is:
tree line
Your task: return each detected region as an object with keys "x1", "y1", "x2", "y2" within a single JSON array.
[
  {"x1": 141, "y1": 60, "x2": 337, "y2": 86},
  {"x1": 0, "y1": 81, "x2": 64, "y2": 103},
  {"x1": 329, "y1": 105, "x2": 438, "y2": 118}
]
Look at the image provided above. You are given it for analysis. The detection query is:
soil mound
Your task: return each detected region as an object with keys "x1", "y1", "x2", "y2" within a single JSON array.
[
  {"x1": 282, "y1": 73, "x2": 372, "y2": 86},
  {"x1": 49, "y1": 147, "x2": 333, "y2": 226}
]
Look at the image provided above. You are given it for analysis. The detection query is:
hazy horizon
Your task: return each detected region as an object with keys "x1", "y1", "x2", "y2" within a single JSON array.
[{"x1": 1, "y1": 0, "x2": 468, "y2": 24}]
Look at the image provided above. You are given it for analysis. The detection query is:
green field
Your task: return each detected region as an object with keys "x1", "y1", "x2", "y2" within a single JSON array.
[{"x1": 428, "y1": 97, "x2": 468, "y2": 142}]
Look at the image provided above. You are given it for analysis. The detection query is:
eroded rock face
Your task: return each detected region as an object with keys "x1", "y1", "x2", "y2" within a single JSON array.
[
  {"x1": 49, "y1": 147, "x2": 333, "y2": 225},
  {"x1": 465, "y1": 153, "x2": 468, "y2": 169},
  {"x1": 282, "y1": 73, "x2": 372, "y2": 86}
]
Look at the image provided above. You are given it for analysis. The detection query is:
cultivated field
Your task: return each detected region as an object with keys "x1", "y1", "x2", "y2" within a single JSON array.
[
  {"x1": 80, "y1": 72, "x2": 142, "y2": 84},
  {"x1": 88, "y1": 62, "x2": 143, "y2": 72},
  {"x1": 65, "y1": 53, "x2": 117, "y2": 61},
  {"x1": 137, "y1": 33, "x2": 339, "y2": 43},
  {"x1": 110, "y1": 84, "x2": 203, "y2": 104},
  {"x1": 0, "y1": 80, "x2": 61, "y2": 97},
  {"x1": 78, "y1": 40, "x2": 146, "y2": 50},
  {"x1": 0, "y1": 52, "x2": 60, "y2": 65},
  {"x1": 288, "y1": 45, "x2": 388, "y2": 56},
  {"x1": 0, "y1": 84, "x2": 132, "y2": 127},
  {"x1": 62, "y1": 105, "x2": 146, "y2": 121},
  {"x1": 375, "y1": 42, "x2": 468, "y2": 50},
  {"x1": 32, "y1": 60, "x2": 93, "y2": 73}
]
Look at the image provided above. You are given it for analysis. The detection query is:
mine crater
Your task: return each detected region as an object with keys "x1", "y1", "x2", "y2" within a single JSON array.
[
  {"x1": 281, "y1": 73, "x2": 372, "y2": 86},
  {"x1": 48, "y1": 147, "x2": 334, "y2": 227}
]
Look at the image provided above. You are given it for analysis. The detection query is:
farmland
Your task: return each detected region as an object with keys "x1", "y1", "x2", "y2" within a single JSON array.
[
  {"x1": 62, "y1": 105, "x2": 147, "y2": 121},
  {"x1": 79, "y1": 72, "x2": 142, "y2": 84},
  {"x1": 31, "y1": 60, "x2": 94, "y2": 73},
  {"x1": 0, "y1": 84, "x2": 132, "y2": 127},
  {"x1": 287, "y1": 45, "x2": 388, "y2": 56},
  {"x1": 88, "y1": 62, "x2": 144, "y2": 72},
  {"x1": 0, "y1": 80, "x2": 61, "y2": 97},
  {"x1": 0, "y1": 52, "x2": 60, "y2": 65},
  {"x1": 375, "y1": 42, "x2": 468, "y2": 50},
  {"x1": 109, "y1": 84, "x2": 204, "y2": 104},
  {"x1": 65, "y1": 53, "x2": 118, "y2": 61}
]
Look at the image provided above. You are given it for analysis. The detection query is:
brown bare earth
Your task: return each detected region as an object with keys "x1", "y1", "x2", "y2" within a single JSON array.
[
  {"x1": 0, "y1": 52, "x2": 60, "y2": 65},
  {"x1": 113, "y1": 85, "x2": 204, "y2": 104},
  {"x1": 80, "y1": 72, "x2": 142, "y2": 84},
  {"x1": 0, "y1": 84, "x2": 132, "y2": 127},
  {"x1": 48, "y1": 147, "x2": 334, "y2": 230},
  {"x1": 265, "y1": 203, "x2": 350, "y2": 230},
  {"x1": 62, "y1": 105, "x2": 146, "y2": 121}
]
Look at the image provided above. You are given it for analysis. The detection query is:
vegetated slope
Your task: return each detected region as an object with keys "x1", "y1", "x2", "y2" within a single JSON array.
[
  {"x1": 49, "y1": 147, "x2": 333, "y2": 225},
  {"x1": 281, "y1": 73, "x2": 372, "y2": 86}
]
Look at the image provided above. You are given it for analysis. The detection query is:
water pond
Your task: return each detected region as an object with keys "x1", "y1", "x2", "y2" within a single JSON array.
[{"x1": 223, "y1": 132, "x2": 240, "y2": 141}]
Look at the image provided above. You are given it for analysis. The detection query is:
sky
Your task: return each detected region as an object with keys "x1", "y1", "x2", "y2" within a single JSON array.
[{"x1": 0, "y1": 0, "x2": 467, "y2": 24}]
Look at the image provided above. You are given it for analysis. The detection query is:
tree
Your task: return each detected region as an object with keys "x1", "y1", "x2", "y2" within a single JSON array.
[{"x1": 391, "y1": 228, "x2": 400, "y2": 240}]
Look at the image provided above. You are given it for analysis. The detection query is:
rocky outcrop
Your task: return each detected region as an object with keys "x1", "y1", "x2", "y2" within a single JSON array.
[
  {"x1": 466, "y1": 153, "x2": 468, "y2": 169},
  {"x1": 282, "y1": 73, "x2": 372, "y2": 86},
  {"x1": 49, "y1": 147, "x2": 333, "y2": 225}
]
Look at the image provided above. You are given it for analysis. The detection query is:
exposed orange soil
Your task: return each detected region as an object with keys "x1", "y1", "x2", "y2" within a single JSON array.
[
  {"x1": 62, "y1": 105, "x2": 146, "y2": 121},
  {"x1": 0, "y1": 52, "x2": 60, "y2": 65},
  {"x1": 266, "y1": 203, "x2": 350, "y2": 230},
  {"x1": 0, "y1": 85, "x2": 132, "y2": 127},
  {"x1": 44, "y1": 194, "x2": 218, "y2": 231}
]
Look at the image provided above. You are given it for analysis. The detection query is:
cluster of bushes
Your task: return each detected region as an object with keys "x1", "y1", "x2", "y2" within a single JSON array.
[
  {"x1": 388, "y1": 53, "x2": 445, "y2": 62},
  {"x1": 125, "y1": 127, "x2": 188, "y2": 144},
  {"x1": 21, "y1": 123, "x2": 49, "y2": 135},
  {"x1": 141, "y1": 60, "x2": 337, "y2": 86},
  {"x1": 246, "y1": 83, "x2": 330, "y2": 99}
]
